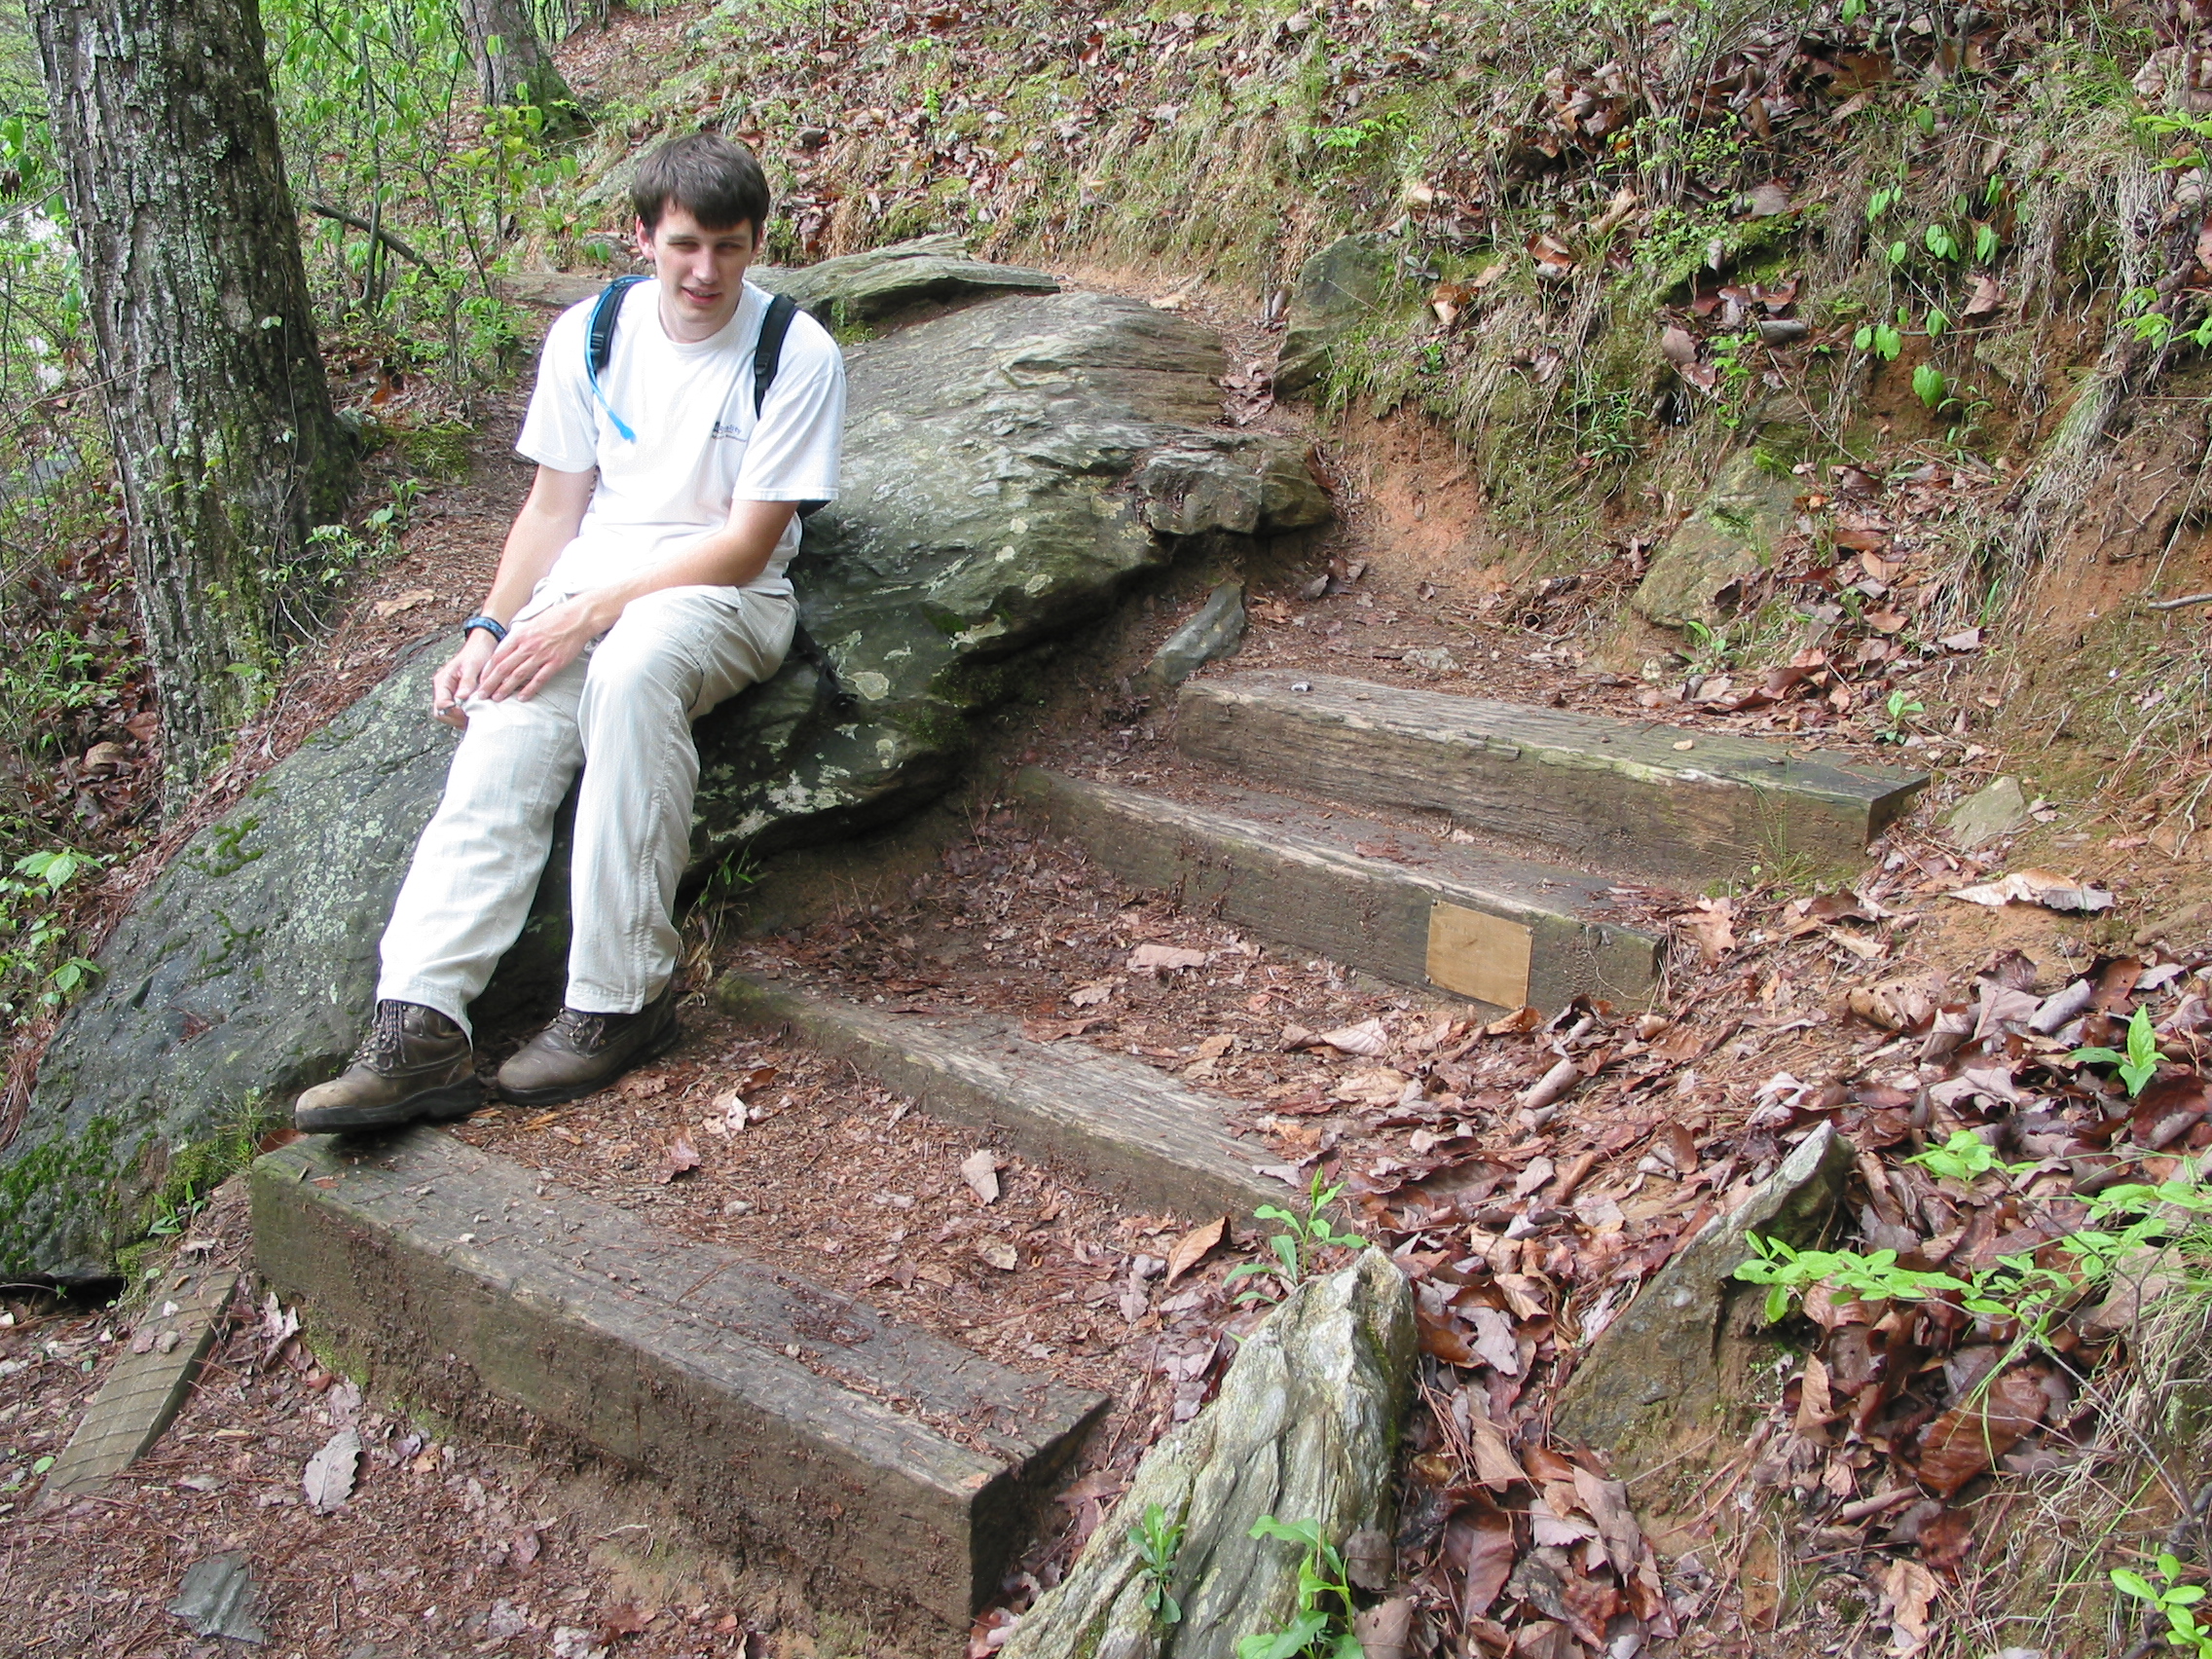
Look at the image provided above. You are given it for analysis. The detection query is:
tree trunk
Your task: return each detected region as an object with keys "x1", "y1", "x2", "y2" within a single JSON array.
[
  {"x1": 458, "y1": 0, "x2": 582, "y2": 132},
  {"x1": 29, "y1": 0, "x2": 359, "y2": 793}
]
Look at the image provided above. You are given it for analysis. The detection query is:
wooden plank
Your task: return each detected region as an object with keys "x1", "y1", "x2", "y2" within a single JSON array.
[
  {"x1": 1426, "y1": 903, "x2": 1533, "y2": 1009},
  {"x1": 251, "y1": 1130, "x2": 1104, "y2": 1632},
  {"x1": 715, "y1": 977, "x2": 1287, "y2": 1219},
  {"x1": 1174, "y1": 671, "x2": 1928, "y2": 882},
  {"x1": 42, "y1": 1266, "x2": 240, "y2": 1501},
  {"x1": 1011, "y1": 769, "x2": 1658, "y2": 1013}
]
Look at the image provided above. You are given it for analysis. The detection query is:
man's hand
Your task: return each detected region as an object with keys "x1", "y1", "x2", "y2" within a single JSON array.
[
  {"x1": 432, "y1": 631, "x2": 499, "y2": 728},
  {"x1": 473, "y1": 595, "x2": 608, "y2": 706}
]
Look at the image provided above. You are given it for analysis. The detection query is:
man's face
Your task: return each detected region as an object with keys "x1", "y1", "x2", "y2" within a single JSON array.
[{"x1": 636, "y1": 205, "x2": 757, "y2": 341}]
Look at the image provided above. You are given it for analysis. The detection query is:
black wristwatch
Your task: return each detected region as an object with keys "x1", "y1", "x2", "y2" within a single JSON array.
[{"x1": 461, "y1": 613, "x2": 507, "y2": 645}]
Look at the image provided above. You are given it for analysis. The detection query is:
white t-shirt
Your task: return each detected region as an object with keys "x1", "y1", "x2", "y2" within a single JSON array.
[{"x1": 515, "y1": 277, "x2": 845, "y2": 600}]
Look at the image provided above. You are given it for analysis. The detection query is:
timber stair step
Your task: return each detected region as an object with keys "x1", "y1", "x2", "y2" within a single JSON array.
[
  {"x1": 1011, "y1": 767, "x2": 1660, "y2": 1014},
  {"x1": 715, "y1": 976, "x2": 1290, "y2": 1219},
  {"x1": 252, "y1": 1128, "x2": 1105, "y2": 1633},
  {"x1": 1174, "y1": 669, "x2": 1928, "y2": 884}
]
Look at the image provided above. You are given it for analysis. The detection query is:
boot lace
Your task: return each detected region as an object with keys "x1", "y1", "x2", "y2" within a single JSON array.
[
  {"x1": 552, "y1": 1008, "x2": 613, "y2": 1054},
  {"x1": 352, "y1": 1001, "x2": 411, "y2": 1071}
]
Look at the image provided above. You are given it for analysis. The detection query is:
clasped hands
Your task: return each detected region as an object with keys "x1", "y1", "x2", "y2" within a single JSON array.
[{"x1": 431, "y1": 594, "x2": 606, "y2": 728}]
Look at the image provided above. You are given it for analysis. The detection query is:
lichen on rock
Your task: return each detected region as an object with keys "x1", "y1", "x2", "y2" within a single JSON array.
[{"x1": 1001, "y1": 1249, "x2": 1415, "y2": 1659}]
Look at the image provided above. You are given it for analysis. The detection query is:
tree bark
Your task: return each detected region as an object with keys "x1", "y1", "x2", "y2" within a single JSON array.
[
  {"x1": 29, "y1": 0, "x2": 359, "y2": 793},
  {"x1": 458, "y1": 0, "x2": 582, "y2": 131}
]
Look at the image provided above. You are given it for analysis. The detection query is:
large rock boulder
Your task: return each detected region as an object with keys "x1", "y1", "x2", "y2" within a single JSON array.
[
  {"x1": 1629, "y1": 449, "x2": 1800, "y2": 630},
  {"x1": 3, "y1": 269, "x2": 1331, "y2": 1281},
  {"x1": 1003, "y1": 1249, "x2": 1415, "y2": 1659}
]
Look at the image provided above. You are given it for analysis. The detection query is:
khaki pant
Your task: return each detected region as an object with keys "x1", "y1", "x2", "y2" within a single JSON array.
[{"x1": 377, "y1": 584, "x2": 794, "y2": 1034}]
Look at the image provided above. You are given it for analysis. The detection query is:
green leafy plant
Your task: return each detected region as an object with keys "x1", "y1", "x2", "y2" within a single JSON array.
[
  {"x1": 1236, "y1": 1518, "x2": 1362, "y2": 1659},
  {"x1": 1878, "y1": 687, "x2": 1924, "y2": 742},
  {"x1": 2075, "y1": 1006, "x2": 2166, "y2": 1097},
  {"x1": 1909, "y1": 1128, "x2": 2031, "y2": 1184},
  {"x1": 2115, "y1": 1555, "x2": 2212, "y2": 1656},
  {"x1": 1132, "y1": 1502, "x2": 1185, "y2": 1629},
  {"x1": 1739, "y1": 1177, "x2": 2212, "y2": 1337},
  {"x1": 1225, "y1": 1170, "x2": 1369, "y2": 1305},
  {"x1": 1853, "y1": 318, "x2": 1903, "y2": 360},
  {"x1": 1734, "y1": 1236, "x2": 1972, "y2": 1325},
  {"x1": 0, "y1": 845, "x2": 102, "y2": 1016},
  {"x1": 1912, "y1": 362, "x2": 1948, "y2": 409}
]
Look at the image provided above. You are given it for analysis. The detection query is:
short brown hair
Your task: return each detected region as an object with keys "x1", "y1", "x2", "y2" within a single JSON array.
[{"x1": 631, "y1": 132, "x2": 770, "y2": 239}]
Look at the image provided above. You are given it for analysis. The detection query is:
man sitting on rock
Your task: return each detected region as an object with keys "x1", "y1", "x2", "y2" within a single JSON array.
[{"x1": 294, "y1": 132, "x2": 845, "y2": 1133}]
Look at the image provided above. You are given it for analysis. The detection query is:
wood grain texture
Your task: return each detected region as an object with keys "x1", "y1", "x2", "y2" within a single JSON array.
[
  {"x1": 716, "y1": 977, "x2": 1287, "y2": 1218},
  {"x1": 1174, "y1": 671, "x2": 1927, "y2": 882},
  {"x1": 1012, "y1": 769, "x2": 1658, "y2": 1013},
  {"x1": 252, "y1": 1129, "x2": 1103, "y2": 1630}
]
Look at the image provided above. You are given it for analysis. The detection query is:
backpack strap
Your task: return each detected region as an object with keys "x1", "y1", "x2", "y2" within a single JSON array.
[
  {"x1": 751, "y1": 291, "x2": 830, "y2": 520},
  {"x1": 585, "y1": 275, "x2": 646, "y2": 443},
  {"x1": 753, "y1": 291, "x2": 798, "y2": 418},
  {"x1": 786, "y1": 618, "x2": 857, "y2": 718}
]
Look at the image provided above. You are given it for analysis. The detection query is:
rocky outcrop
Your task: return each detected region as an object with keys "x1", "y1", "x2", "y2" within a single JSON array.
[
  {"x1": 1002, "y1": 1249, "x2": 1415, "y2": 1659},
  {"x1": 3, "y1": 270, "x2": 1331, "y2": 1281},
  {"x1": 1628, "y1": 449, "x2": 1800, "y2": 630},
  {"x1": 1552, "y1": 1124, "x2": 1854, "y2": 1479}
]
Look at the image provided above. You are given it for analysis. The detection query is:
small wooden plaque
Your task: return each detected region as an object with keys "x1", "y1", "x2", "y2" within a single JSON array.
[{"x1": 1426, "y1": 902, "x2": 1533, "y2": 1009}]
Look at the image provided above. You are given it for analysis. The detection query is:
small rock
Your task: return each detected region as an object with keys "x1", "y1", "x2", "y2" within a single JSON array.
[
  {"x1": 1004, "y1": 1251, "x2": 1414, "y2": 1659},
  {"x1": 1946, "y1": 775, "x2": 2030, "y2": 850},
  {"x1": 168, "y1": 1552, "x2": 267, "y2": 1644},
  {"x1": 1630, "y1": 450, "x2": 1798, "y2": 630},
  {"x1": 1275, "y1": 235, "x2": 1400, "y2": 396},
  {"x1": 1136, "y1": 583, "x2": 1247, "y2": 692},
  {"x1": 1553, "y1": 1124, "x2": 1855, "y2": 1479}
]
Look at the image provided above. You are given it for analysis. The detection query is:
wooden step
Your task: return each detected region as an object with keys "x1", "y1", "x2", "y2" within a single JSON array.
[
  {"x1": 716, "y1": 977, "x2": 1287, "y2": 1219},
  {"x1": 1013, "y1": 768, "x2": 1659, "y2": 1014},
  {"x1": 1176, "y1": 671, "x2": 1927, "y2": 883},
  {"x1": 251, "y1": 1129, "x2": 1105, "y2": 1633}
]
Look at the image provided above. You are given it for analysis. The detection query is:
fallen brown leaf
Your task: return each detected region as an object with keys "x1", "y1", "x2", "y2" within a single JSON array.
[
  {"x1": 1127, "y1": 942, "x2": 1209, "y2": 973},
  {"x1": 1163, "y1": 1216, "x2": 1228, "y2": 1285},
  {"x1": 1914, "y1": 1364, "x2": 2049, "y2": 1496},
  {"x1": 656, "y1": 1134, "x2": 700, "y2": 1183},
  {"x1": 960, "y1": 1149, "x2": 1002, "y2": 1204}
]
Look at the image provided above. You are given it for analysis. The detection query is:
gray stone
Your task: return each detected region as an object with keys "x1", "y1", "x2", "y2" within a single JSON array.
[
  {"x1": 760, "y1": 235, "x2": 1061, "y2": 323},
  {"x1": 1553, "y1": 1123, "x2": 1854, "y2": 1478},
  {"x1": 497, "y1": 235, "x2": 1058, "y2": 322},
  {"x1": 168, "y1": 1552, "x2": 266, "y2": 1644},
  {"x1": 1274, "y1": 235, "x2": 1400, "y2": 397},
  {"x1": 1133, "y1": 437, "x2": 1328, "y2": 537},
  {"x1": 1629, "y1": 450, "x2": 1800, "y2": 630},
  {"x1": 1946, "y1": 775, "x2": 2031, "y2": 849},
  {"x1": 4, "y1": 280, "x2": 1333, "y2": 1280},
  {"x1": 1000, "y1": 1249, "x2": 1415, "y2": 1659},
  {"x1": 1136, "y1": 583, "x2": 1247, "y2": 693}
]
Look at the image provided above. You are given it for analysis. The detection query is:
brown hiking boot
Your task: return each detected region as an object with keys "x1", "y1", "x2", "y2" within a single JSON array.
[
  {"x1": 496, "y1": 981, "x2": 681, "y2": 1107},
  {"x1": 293, "y1": 1001, "x2": 479, "y2": 1133}
]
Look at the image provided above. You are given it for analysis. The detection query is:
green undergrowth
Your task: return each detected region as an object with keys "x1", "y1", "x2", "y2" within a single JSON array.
[
  {"x1": 111, "y1": 1096, "x2": 279, "y2": 1286},
  {"x1": 576, "y1": 0, "x2": 2167, "y2": 607}
]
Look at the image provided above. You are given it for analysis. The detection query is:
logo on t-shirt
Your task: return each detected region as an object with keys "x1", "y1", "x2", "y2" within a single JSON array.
[{"x1": 711, "y1": 419, "x2": 746, "y2": 441}]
